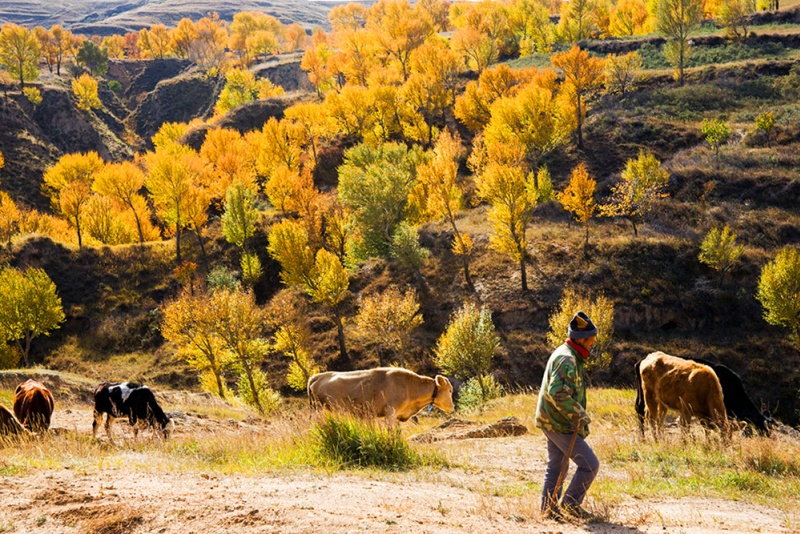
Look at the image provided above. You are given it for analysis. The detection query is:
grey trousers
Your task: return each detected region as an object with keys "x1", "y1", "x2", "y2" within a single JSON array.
[{"x1": 541, "y1": 429, "x2": 600, "y2": 510}]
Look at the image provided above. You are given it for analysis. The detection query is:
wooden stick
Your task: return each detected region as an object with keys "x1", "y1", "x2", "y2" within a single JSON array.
[{"x1": 545, "y1": 426, "x2": 581, "y2": 516}]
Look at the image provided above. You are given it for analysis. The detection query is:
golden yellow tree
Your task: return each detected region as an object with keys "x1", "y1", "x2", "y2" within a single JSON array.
[
  {"x1": 354, "y1": 286, "x2": 423, "y2": 366},
  {"x1": 558, "y1": 163, "x2": 597, "y2": 248},
  {"x1": 200, "y1": 127, "x2": 257, "y2": 199},
  {"x1": 101, "y1": 34, "x2": 126, "y2": 58},
  {"x1": 267, "y1": 219, "x2": 350, "y2": 361},
  {"x1": 367, "y1": 0, "x2": 432, "y2": 80},
  {"x1": 476, "y1": 162, "x2": 538, "y2": 291},
  {"x1": 483, "y1": 71, "x2": 572, "y2": 169},
  {"x1": 72, "y1": 73, "x2": 101, "y2": 111},
  {"x1": 283, "y1": 102, "x2": 330, "y2": 170},
  {"x1": 92, "y1": 161, "x2": 151, "y2": 244},
  {"x1": 170, "y1": 18, "x2": 198, "y2": 59},
  {"x1": 603, "y1": 51, "x2": 643, "y2": 95},
  {"x1": 162, "y1": 290, "x2": 232, "y2": 398},
  {"x1": 266, "y1": 289, "x2": 320, "y2": 391},
  {"x1": 556, "y1": 0, "x2": 597, "y2": 42},
  {"x1": 42, "y1": 151, "x2": 104, "y2": 248},
  {"x1": 609, "y1": 0, "x2": 650, "y2": 36},
  {"x1": 551, "y1": 45, "x2": 605, "y2": 149},
  {"x1": 0, "y1": 23, "x2": 41, "y2": 87},
  {"x1": 410, "y1": 130, "x2": 475, "y2": 291},
  {"x1": 139, "y1": 24, "x2": 172, "y2": 59},
  {"x1": 144, "y1": 146, "x2": 207, "y2": 263}
]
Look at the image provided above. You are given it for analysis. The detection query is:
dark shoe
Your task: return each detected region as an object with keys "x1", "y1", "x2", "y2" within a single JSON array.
[
  {"x1": 561, "y1": 504, "x2": 595, "y2": 521},
  {"x1": 542, "y1": 507, "x2": 564, "y2": 522}
]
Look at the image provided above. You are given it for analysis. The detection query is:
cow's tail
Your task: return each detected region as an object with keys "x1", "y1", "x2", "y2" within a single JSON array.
[
  {"x1": 307, "y1": 375, "x2": 321, "y2": 409},
  {"x1": 634, "y1": 359, "x2": 645, "y2": 437}
]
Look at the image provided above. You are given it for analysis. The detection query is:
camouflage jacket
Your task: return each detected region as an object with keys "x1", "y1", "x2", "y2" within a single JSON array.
[{"x1": 535, "y1": 342, "x2": 591, "y2": 438}]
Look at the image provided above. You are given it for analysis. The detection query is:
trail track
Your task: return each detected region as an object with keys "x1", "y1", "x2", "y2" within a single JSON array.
[{"x1": 1, "y1": 408, "x2": 796, "y2": 533}]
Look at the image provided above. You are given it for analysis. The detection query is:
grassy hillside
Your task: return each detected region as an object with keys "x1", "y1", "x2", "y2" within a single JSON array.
[{"x1": 1, "y1": 10, "x2": 800, "y2": 430}]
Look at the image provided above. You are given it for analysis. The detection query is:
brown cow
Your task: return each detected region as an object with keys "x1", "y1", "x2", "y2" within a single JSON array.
[
  {"x1": 638, "y1": 351, "x2": 730, "y2": 441},
  {"x1": 0, "y1": 404, "x2": 29, "y2": 438},
  {"x1": 308, "y1": 368, "x2": 455, "y2": 422},
  {"x1": 13, "y1": 379, "x2": 55, "y2": 433}
]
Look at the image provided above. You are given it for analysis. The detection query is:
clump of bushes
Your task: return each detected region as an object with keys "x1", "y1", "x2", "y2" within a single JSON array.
[{"x1": 313, "y1": 413, "x2": 422, "y2": 470}]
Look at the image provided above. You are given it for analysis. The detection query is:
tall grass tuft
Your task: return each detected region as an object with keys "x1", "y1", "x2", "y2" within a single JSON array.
[{"x1": 313, "y1": 412, "x2": 432, "y2": 470}]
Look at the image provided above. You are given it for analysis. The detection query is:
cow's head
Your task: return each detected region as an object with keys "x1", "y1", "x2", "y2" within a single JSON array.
[
  {"x1": 433, "y1": 375, "x2": 455, "y2": 413},
  {"x1": 161, "y1": 417, "x2": 175, "y2": 440}
]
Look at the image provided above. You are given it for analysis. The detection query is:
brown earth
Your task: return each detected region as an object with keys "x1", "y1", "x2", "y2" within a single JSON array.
[{"x1": 0, "y1": 408, "x2": 796, "y2": 533}]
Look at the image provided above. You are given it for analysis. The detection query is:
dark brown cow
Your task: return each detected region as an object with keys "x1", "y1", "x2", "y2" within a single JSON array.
[
  {"x1": 638, "y1": 351, "x2": 730, "y2": 441},
  {"x1": 0, "y1": 404, "x2": 29, "y2": 438},
  {"x1": 13, "y1": 379, "x2": 55, "y2": 432}
]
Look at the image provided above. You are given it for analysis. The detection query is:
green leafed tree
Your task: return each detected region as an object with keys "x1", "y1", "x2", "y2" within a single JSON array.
[
  {"x1": 434, "y1": 302, "x2": 500, "y2": 403},
  {"x1": 222, "y1": 180, "x2": 261, "y2": 285},
  {"x1": 600, "y1": 149, "x2": 669, "y2": 237},
  {"x1": 702, "y1": 118, "x2": 732, "y2": 168},
  {"x1": 698, "y1": 225, "x2": 744, "y2": 286},
  {"x1": 337, "y1": 142, "x2": 427, "y2": 263},
  {"x1": 756, "y1": 246, "x2": 800, "y2": 347},
  {"x1": 0, "y1": 266, "x2": 65, "y2": 366},
  {"x1": 655, "y1": 0, "x2": 702, "y2": 86},
  {"x1": 76, "y1": 40, "x2": 108, "y2": 76}
]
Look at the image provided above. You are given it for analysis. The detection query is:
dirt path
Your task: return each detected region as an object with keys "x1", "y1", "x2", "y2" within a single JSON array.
[{"x1": 0, "y1": 409, "x2": 796, "y2": 533}]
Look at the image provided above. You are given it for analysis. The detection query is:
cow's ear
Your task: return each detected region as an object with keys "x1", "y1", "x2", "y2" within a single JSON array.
[{"x1": 435, "y1": 375, "x2": 449, "y2": 388}]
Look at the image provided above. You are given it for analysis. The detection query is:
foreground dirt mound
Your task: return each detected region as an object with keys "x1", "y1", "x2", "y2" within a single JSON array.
[{"x1": 409, "y1": 416, "x2": 528, "y2": 442}]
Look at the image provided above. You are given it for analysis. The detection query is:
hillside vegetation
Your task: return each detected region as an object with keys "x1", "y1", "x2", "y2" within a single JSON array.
[{"x1": 0, "y1": 0, "x2": 799, "y2": 429}]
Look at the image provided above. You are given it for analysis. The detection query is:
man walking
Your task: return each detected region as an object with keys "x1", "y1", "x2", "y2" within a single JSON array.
[{"x1": 536, "y1": 311, "x2": 600, "y2": 520}]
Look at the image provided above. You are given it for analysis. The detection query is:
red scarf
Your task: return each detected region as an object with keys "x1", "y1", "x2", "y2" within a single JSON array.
[{"x1": 566, "y1": 338, "x2": 590, "y2": 360}]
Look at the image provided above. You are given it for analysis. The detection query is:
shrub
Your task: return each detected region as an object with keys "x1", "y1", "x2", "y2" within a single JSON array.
[
  {"x1": 313, "y1": 412, "x2": 419, "y2": 470},
  {"x1": 23, "y1": 87, "x2": 42, "y2": 106},
  {"x1": 207, "y1": 266, "x2": 241, "y2": 293},
  {"x1": 457, "y1": 374, "x2": 504, "y2": 412},
  {"x1": 108, "y1": 80, "x2": 122, "y2": 93},
  {"x1": 0, "y1": 343, "x2": 21, "y2": 369},
  {"x1": 235, "y1": 367, "x2": 280, "y2": 413}
]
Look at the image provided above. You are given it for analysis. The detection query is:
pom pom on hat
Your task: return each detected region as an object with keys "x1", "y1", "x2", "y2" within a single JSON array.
[{"x1": 568, "y1": 311, "x2": 598, "y2": 339}]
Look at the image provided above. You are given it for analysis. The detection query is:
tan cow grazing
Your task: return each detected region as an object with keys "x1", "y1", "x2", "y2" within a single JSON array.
[
  {"x1": 638, "y1": 351, "x2": 730, "y2": 441},
  {"x1": 0, "y1": 404, "x2": 30, "y2": 438},
  {"x1": 308, "y1": 368, "x2": 455, "y2": 422},
  {"x1": 13, "y1": 379, "x2": 55, "y2": 433}
]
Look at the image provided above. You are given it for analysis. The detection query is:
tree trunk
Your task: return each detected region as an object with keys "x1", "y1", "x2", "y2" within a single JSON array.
[
  {"x1": 175, "y1": 224, "x2": 182, "y2": 263},
  {"x1": 243, "y1": 361, "x2": 262, "y2": 413},
  {"x1": 334, "y1": 309, "x2": 347, "y2": 361},
  {"x1": 576, "y1": 94, "x2": 584, "y2": 150},
  {"x1": 215, "y1": 371, "x2": 226, "y2": 399},
  {"x1": 520, "y1": 256, "x2": 528, "y2": 292},
  {"x1": 461, "y1": 255, "x2": 475, "y2": 292},
  {"x1": 631, "y1": 218, "x2": 638, "y2": 238},
  {"x1": 195, "y1": 228, "x2": 208, "y2": 266}
]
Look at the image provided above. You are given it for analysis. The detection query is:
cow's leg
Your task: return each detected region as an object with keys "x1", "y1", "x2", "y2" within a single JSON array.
[
  {"x1": 643, "y1": 387, "x2": 660, "y2": 441},
  {"x1": 105, "y1": 415, "x2": 116, "y2": 443},
  {"x1": 92, "y1": 410, "x2": 103, "y2": 439}
]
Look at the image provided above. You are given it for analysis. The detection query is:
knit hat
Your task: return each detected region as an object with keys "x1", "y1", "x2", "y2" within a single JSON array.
[{"x1": 568, "y1": 311, "x2": 598, "y2": 339}]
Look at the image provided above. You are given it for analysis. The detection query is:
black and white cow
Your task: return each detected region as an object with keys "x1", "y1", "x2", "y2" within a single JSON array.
[{"x1": 93, "y1": 382, "x2": 173, "y2": 441}]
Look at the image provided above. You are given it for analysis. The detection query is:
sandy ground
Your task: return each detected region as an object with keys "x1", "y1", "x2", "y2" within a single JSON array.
[{"x1": 0, "y1": 409, "x2": 797, "y2": 534}]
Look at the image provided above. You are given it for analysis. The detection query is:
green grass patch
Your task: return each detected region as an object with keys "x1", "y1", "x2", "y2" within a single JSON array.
[
  {"x1": 313, "y1": 412, "x2": 445, "y2": 471},
  {"x1": 637, "y1": 41, "x2": 789, "y2": 71}
]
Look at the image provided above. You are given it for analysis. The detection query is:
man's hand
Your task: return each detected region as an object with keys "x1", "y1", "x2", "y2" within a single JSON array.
[{"x1": 572, "y1": 412, "x2": 591, "y2": 432}]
